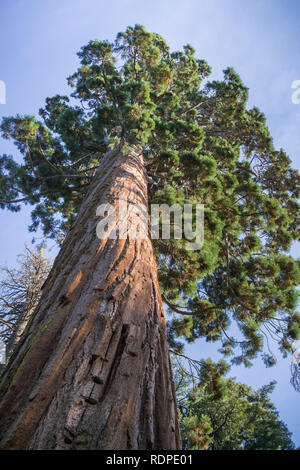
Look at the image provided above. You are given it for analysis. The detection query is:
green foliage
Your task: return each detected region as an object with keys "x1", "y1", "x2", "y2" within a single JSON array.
[
  {"x1": 0, "y1": 24, "x2": 299, "y2": 367},
  {"x1": 174, "y1": 360, "x2": 295, "y2": 450}
]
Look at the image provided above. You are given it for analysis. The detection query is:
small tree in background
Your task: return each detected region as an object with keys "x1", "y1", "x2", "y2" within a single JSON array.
[
  {"x1": 174, "y1": 359, "x2": 295, "y2": 450},
  {"x1": 0, "y1": 246, "x2": 51, "y2": 358},
  {"x1": 0, "y1": 25, "x2": 298, "y2": 449}
]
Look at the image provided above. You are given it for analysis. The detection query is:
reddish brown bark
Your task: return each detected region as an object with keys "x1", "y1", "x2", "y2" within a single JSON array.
[{"x1": 0, "y1": 148, "x2": 181, "y2": 450}]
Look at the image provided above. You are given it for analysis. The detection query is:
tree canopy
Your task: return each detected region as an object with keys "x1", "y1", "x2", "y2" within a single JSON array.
[
  {"x1": 174, "y1": 359, "x2": 295, "y2": 450},
  {"x1": 0, "y1": 24, "x2": 299, "y2": 369}
]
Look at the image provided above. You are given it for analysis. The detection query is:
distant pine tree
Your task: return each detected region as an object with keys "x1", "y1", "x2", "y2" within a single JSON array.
[
  {"x1": 0, "y1": 246, "x2": 51, "y2": 358},
  {"x1": 174, "y1": 359, "x2": 295, "y2": 450}
]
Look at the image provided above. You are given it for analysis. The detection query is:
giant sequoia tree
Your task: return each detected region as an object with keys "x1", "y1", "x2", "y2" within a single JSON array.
[{"x1": 0, "y1": 25, "x2": 299, "y2": 450}]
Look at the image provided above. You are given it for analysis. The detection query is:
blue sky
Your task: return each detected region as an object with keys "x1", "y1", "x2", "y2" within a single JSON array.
[{"x1": 0, "y1": 0, "x2": 299, "y2": 446}]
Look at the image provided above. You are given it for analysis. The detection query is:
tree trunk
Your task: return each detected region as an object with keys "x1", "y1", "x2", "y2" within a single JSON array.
[{"x1": 0, "y1": 148, "x2": 181, "y2": 450}]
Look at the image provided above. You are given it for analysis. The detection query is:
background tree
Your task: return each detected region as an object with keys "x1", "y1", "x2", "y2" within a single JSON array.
[
  {"x1": 0, "y1": 25, "x2": 298, "y2": 449},
  {"x1": 0, "y1": 246, "x2": 51, "y2": 358},
  {"x1": 174, "y1": 359, "x2": 295, "y2": 450}
]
